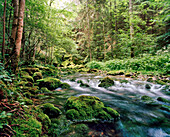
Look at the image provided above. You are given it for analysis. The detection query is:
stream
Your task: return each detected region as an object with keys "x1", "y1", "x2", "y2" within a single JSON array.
[{"x1": 41, "y1": 73, "x2": 170, "y2": 137}]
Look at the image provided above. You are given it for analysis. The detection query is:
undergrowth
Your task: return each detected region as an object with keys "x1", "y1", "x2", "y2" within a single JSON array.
[{"x1": 86, "y1": 53, "x2": 170, "y2": 73}]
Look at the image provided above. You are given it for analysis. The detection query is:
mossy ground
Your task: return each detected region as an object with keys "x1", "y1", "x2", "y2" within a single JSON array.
[{"x1": 64, "y1": 95, "x2": 120, "y2": 121}]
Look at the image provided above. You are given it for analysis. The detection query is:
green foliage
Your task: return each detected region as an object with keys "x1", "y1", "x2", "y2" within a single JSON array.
[
  {"x1": 0, "y1": 111, "x2": 12, "y2": 128},
  {"x1": 87, "y1": 53, "x2": 170, "y2": 72}
]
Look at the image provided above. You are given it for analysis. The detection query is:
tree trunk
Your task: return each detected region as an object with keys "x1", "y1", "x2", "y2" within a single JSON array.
[
  {"x1": 2, "y1": 0, "x2": 7, "y2": 63},
  {"x1": 11, "y1": 0, "x2": 25, "y2": 74},
  {"x1": 129, "y1": 0, "x2": 134, "y2": 58},
  {"x1": 11, "y1": 0, "x2": 19, "y2": 41}
]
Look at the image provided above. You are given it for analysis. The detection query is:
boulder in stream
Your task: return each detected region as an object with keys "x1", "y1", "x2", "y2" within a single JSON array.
[
  {"x1": 98, "y1": 77, "x2": 115, "y2": 88},
  {"x1": 39, "y1": 103, "x2": 61, "y2": 118},
  {"x1": 37, "y1": 77, "x2": 62, "y2": 90},
  {"x1": 64, "y1": 95, "x2": 120, "y2": 121}
]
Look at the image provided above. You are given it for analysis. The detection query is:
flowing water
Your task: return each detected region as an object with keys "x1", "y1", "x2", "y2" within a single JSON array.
[{"x1": 42, "y1": 73, "x2": 170, "y2": 137}]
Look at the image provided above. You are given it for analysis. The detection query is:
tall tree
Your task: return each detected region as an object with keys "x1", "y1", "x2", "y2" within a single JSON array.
[
  {"x1": 2, "y1": 0, "x2": 7, "y2": 63},
  {"x1": 11, "y1": 0, "x2": 25, "y2": 74}
]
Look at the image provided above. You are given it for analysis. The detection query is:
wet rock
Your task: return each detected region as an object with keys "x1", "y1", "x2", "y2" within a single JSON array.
[
  {"x1": 77, "y1": 80, "x2": 89, "y2": 87},
  {"x1": 141, "y1": 95, "x2": 152, "y2": 101},
  {"x1": 37, "y1": 77, "x2": 62, "y2": 90},
  {"x1": 160, "y1": 105, "x2": 170, "y2": 112},
  {"x1": 88, "y1": 69, "x2": 98, "y2": 73},
  {"x1": 99, "y1": 77, "x2": 114, "y2": 88},
  {"x1": 157, "y1": 97, "x2": 170, "y2": 103},
  {"x1": 155, "y1": 80, "x2": 167, "y2": 85},
  {"x1": 39, "y1": 103, "x2": 61, "y2": 118},
  {"x1": 145, "y1": 84, "x2": 151, "y2": 89},
  {"x1": 147, "y1": 77, "x2": 153, "y2": 82},
  {"x1": 61, "y1": 83, "x2": 71, "y2": 89},
  {"x1": 107, "y1": 70, "x2": 124, "y2": 76},
  {"x1": 64, "y1": 95, "x2": 120, "y2": 121},
  {"x1": 125, "y1": 73, "x2": 132, "y2": 77}
]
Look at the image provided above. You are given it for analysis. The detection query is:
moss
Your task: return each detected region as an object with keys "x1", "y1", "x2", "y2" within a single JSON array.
[
  {"x1": 22, "y1": 75, "x2": 34, "y2": 83},
  {"x1": 141, "y1": 95, "x2": 153, "y2": 101},
  {"x1": 17, "y1": 81, "x2": 33, "y2": 87},
  {"x1": 22, "y1": 97, "x2": 33, "y2": 105},
  {"x1": 70, "y1": 78, "x2": 76, "y2": 82},
  {"x1": 155, "y1": 80, "x2": 167, "y2": 85},
  {"x1": 119, "y1": 79, "x2": 129, "y2": 83},
  {"x1": 157, "y1": 97, "x2": 170, "y2": 103},
  {"x1": 22, "y1": 87, "x2": 39, "y2": 94},
  {"x1": 77, "y1": 80, "x2": 89, "y2": 87},
  {"x1": 40, "y1": 87, "x2": 51, "y2": 93},
  {"x1": 87, "y1": 69, "x2": 98, "y2": 73},
  {"x1": 125, "y1": 73, "x2": 132, "y2": 77},
  {"x1": 77, "y1": 80, "x2": 83, "y2": 84},
  {"x1": 75, "y1": 124, "x2": 89, "y2": 135},
  {"x1": 98, "y1": 77, "x2": 114, "y2": 88},
  {"x1": 13, "y1": 115, "x2": 42, "y2": 137},
  {"x1": 33, "y1": 72, "x2": 43, "y2": 82},
  {"x1": 23, "y1": 92, "x2": 34, "y2": 98},
  {"x1": 37, "y1": 77, "x2": 62, "y2": 90},
  {"x1": 22, "y1": 68, "x2": 40, "y2": 76},
  {"x1": 104, "y1": 107, "x2": 120, "y2": 118},
  {"x1": 64, "y1": 95, "x2": 120, "y2": 121},
  {"x1": 66, "y1": 109, "x2": 80, "y2": 120},
  {"x1": 37, "y1": 113, "x2": 51, "y2": 130},
  {"x1": 39, "y1": 103, "x2": 61, "y2": 118},
  {"x1": 160, "y1": 105, "x2": 170, "y2": 112},
  {"x1": 147, "y1": 77, "x2": 154, "y2": 82},
  {"x1": 20, "y1": 71, "x2": 30, "y2": 76},
  {"x1": 61, "y1": 83, "x2": 70, "y2": 89},
  {"x1": 107, "y1": 70, "x2": 124, "y2": 76}
]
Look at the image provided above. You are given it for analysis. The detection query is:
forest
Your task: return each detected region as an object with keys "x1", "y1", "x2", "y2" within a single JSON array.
[{"x1": 0, "y1": 0, "x2": 169, "y2": 137}]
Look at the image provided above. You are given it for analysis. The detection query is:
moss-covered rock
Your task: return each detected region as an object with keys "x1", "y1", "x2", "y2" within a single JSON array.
[
  {"x1": 107, "y1": 70, "x2": 124, "y2": 76},
  {"x1": 157, "y1": 97, "x2": 170, "y2": 103},
  {"x1": 39, "y1": 103, "x2": 61, "y2": 118},
  {"x1": 147, "y1": 77, "x2": 154, "y2": 82},
  {"x1": 88, "y1": 69, "x2": 98, "y2": 73},
  {"x1": 20, "y1": 71, "x2": 30, "y2": 76},
  {"x1": 17, "y1": 81, "x2": 33, "y2": 87},
  {"x1": 98, "y1": 77, "x2": 114, "y2": 88},
  {"x1": 40, "y1": 87, "x2": 51, "y2": 93},
  {"x1": 22, "y1": 97, "x2": 33, "y2": 105},
  {"x1": 160, "y1": 105, "x2": 170, "y2": 112},
  {"x1": 22, "y1": 75, "x2": 34, "y2": 83},
  {"x1": 141, "y1": 95, "x2": 153, "y2": 101},
  {"x1": 61, "y1": 83, "x2": 70, "y2": 89},
  {"x1": 37, "y1": 77, "x2": 62, "y2": 90},
  {"x1": 125, "y1": 73, "x2": 132, "y2": 77},
  {"x1": 12, "y1": 115, "x2": 42, "y2": 137},
  {"x1": 77, "y1": 80, "x2": 89, "y2": 87},
  {"x1": 33, "y1": 72, "x2": 43, "y2": 82},
  {"x1": 155, "y1": 80, "x2": 167, "y2": 85},
  {"x1": 37, "y1": 113, "x2": 51, "y2": 130},
  {"x1": 21, "y1": 87, "x2": 39, "y2": 94},
  {"x1": 22, "y1": 68, "x2": 40, "y2": 76},
  {"x1": 64, "y1": 95, "x2": 120, "y2": 121}
]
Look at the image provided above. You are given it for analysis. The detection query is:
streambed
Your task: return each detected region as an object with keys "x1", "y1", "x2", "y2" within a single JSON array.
[{"x1": 40, "y1": 73, "x2": 170, "y2": 137}]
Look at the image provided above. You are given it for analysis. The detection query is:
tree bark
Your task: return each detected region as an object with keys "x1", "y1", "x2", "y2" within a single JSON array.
[
  {"x1": 11, "y1": 0, "x2": 19, "y2": 41},
  {"x1": 2, "y1": 0, "x2": 7, "y2": 63},
  {"x1": 11, "y1": 0, "x2": 25, "y2": 74},
  {"x1": 15, "y1": 0, "x2": 25, "y2": 56}
]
